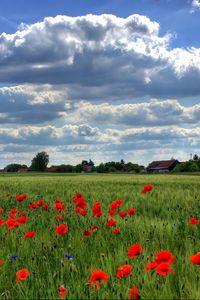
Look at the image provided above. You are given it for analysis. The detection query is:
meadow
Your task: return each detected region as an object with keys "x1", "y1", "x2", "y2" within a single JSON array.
[{"x1": 0, "y1": 173, "x2": 200, "y2": 299}]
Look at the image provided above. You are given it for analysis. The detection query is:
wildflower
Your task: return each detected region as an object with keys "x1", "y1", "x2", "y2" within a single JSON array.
[
  {"x1": 116, "y1": 264, "x2": 132, "y2": 278},
  {"x1": 110, "y1": 199, "x2": 123, "y2": 211},
  {"x1": 112, "y1": 227, "x2": 120, "y2": 234},
  {"x1": 75, "y1": 207, "x2": 87, "y2": 216},
  {"x1": 128, "y1": 287, "x2": 140, "y2": 300},
  {"x1": 64, "y1": 254, "x2": 74, "y2": 260},
  {"x1": 58, "y1": 285, "x2": 67, "y2": 299},
  {"x1": 91, "y1": 226, "x2": 99, "y2": 232},
  {"x1": 42, "y1": 204, "x2": 49, "y2": 211},
  {"x1": 0, "y1": 260, "x2": 3, "y2": 265},
  {"x1": 106, "y1": 219, "x2": 116, "y2": 227},
  {"x1": 6, "y1": 193, "x2": 11, "y2": 197},
  {"x1": 16, "y1": 269, "x2": 30, "y2": 282},
  {"x1": 83, "y1": 230, "x2": 91, "y2": 237},
  {"x1": 155, "y1": 250, "x2": 175, "y2": 264},
  {"x1": 119, "y1": 211, "x2": 127, "y2": 217},
  {"x1": 55, "y1": 224, "x2": 68, "y2": 236},
  {"x1": 15, "y1": 194, "x2": 28, "y2": 202},
  {"x1": 0, "y1": 219, "x2": 5, "y2": 226},
  {"x1": 88, "y1": 269, "x2": 109, "y2": 289},
  {"x1": 6, "y1": 219, "x2": 19, "y2": 229},
  {"x1": 189, "y1": 252, "x2": 200, "y2": 264},
  {"x1": 92, "y1": 202, "x2": 103, "y2": 217},
  {"x1": 0, "y1": 208, "x2": 3, "y2": 213},
  {"x1": 24, "y1": 231, "x2": 36, "y2": 238},
  {"x1": 127, "y1": 208, "x2": 136, "y2": 216},
  {"x1": 145, "y1": 261, "x2": 158, "y2": 271},
  {"x1": 141, "y1": 184, "x2": 153, "y2": 194},
  {"x1": 10, "y1": 255, "x2": 19, "y2": 260},
  {"x1": 189, "y1": 216, "x2": 199, "y2": 225},
  {"x1": 36, "y1": 199, "x2": 43, "y2": 207},
  {"x1": 127, "y1": 244, "x2": 142, "y2": 258},
  {"x1": 108, "y1": 209, "x2": 115, "y2": 217},
  {"x1": 17, "y1": 216, "x2": 28, "y2": 224},
  {"x1": 156, "y1": 262, "x2": 173, "y2": 276}
]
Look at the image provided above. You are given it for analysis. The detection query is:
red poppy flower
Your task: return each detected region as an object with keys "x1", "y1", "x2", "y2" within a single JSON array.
[
  {"x1": 76, "y1": 192, "x2": 82, "y2": 199},
  {"x1": 6, "y1": 219, "x2": 19, "y2": 229},
  {"x1": 58, "y1": 285, "x2": 67, "y2": 299},
  {"x1": 155, "y1": 250, "x2": 175, "y2": 264},
  {"x1": 55, "y1": 224, "x2": 68, "y2": 235},
  {"x1": 116, "y1": 264, "x2": 132, "y2": 278},
  {"x1": 106, "y1": 219, "x2": 116, "y2": 227},
  {"x1": 16, "y1": 269, "x2": 30, "y2": 282},
  {"x1": 92, "y1": 202, "x2": 103, "y2": 217},
  {"x1": 24, "y1": 231, "x2": 36, "y2": 238},
  {"x1": 6, "y1": 193, "x2": 11, "y2": 197},
  {"x1": 112, "y1": 227, "x2": 120, "y2": 234},
  {"x1": 88, "y1": 269, "x2": 109, "y2": 284},
  {"x1": 127, "y1": 244, "x2": 142, "y2": 258},
  {"x1": 42, "y1": 204, "x2": 49, "y2": 211},
  {"x1": 0, "y1": 260, "x2": 3, "y2": 265},
  {"x1": 110, "y1": 199, "x2": 123, "y2": 211},
  {"x1": 189, "y1": 216, "x2": 199, "y2": 225},
  {"x1": 108, "y1": 209, "x2": 115, "y2": 217},
  {"x1": 119, "y1": 211, "x2": 127, "y2": 217},
  {"x1": 0, "y1": 219, "x2": 5, "y2": 226},
  {"x1": 127, "y1": 208, "x2": 136, "y2": 216},
  {"x1": 0, "y1": 208, "x2": 3, "y2": 213},
  {"x1": 189, "y1": 253, "x2": 200, "y2": 264},
  {"x1": 28, "y1": 203, "x2": 38, "y2": 209},
  {"x1": 15, "y1": 194, "x2": 28, "y2": 202},
  {"x1": 36, "y1": 199, "x2": 43, "y2": 207},
  {"x1": 92, "y1": 226, "x2": 99, "y2": 232},
  {"x1": 75, "y1": 207, "x2": 87, "y2": 216},
  {"x1": 128, "y1": 287, "x2": 141, "y2": 300},
  {"x1": 156, "y1": 262, "x2": 173, "y2": 276},
  {"x1": 10, "y1": 209, "x2": 18, "y2": 215},
  {"x1": 17, "y1": 216, "x2": 28, "y2": 224},
  {"x1": 83, "y1": 230, "x2": 91, "y2": 237},
  {"x1": 145, "y1": 260, "x2": 158, "y2": 271},
  {"x1": 55, "y1": 202, "x2": 66, "y2": 211},
  {"x1": 141, "y1": 184, "x2": 153, "y2": 194}
]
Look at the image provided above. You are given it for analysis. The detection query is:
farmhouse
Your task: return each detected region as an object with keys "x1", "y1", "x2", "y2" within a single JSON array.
[
  {"x1": 18, "y1": 168, "x2": 28, "y2": 173},
  {"x1": 147, "y1": 159, "x2": 180, "y2": 173}
]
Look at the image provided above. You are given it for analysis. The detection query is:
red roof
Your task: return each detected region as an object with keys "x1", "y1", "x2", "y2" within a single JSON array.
[{"x1": 147, "y1": 160, "x2": 178, "y2": 170}]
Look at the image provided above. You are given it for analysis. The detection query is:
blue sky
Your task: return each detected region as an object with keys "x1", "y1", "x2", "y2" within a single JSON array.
[{"x1": 0, "y1": 0, "x2": 200, "y2": 168}]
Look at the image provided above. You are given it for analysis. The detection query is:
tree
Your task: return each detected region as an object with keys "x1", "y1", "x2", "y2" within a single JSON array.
[
  {"x1": 4, "y1": 164, "x2": 28, "y2": 172},
  {"x1": 193, "y1": 154, "x2": 199, "y2": 161},
  {"x1": 30, "y1": 152, "x2": 49, "y2": 171}
]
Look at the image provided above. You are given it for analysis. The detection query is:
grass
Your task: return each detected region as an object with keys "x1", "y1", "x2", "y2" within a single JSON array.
[{"x1": 0, "y1": 173, "x2": 200, "y2": 299}]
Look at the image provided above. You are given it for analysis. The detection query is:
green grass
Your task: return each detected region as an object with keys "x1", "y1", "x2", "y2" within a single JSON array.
[{"x1": 0, "y1": 174, "x2": 200, "y2": 299}]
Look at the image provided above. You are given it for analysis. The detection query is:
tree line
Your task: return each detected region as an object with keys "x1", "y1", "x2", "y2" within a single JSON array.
[{"x1": 3, "y1": 152, "x2": 144, "y2": 173}]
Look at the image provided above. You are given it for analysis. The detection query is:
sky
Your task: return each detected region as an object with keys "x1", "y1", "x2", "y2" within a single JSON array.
[{"x1": 0, "y1": 0, "x2": 200, "y2": 168}]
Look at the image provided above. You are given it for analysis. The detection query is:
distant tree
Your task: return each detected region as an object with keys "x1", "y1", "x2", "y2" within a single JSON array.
[
  {"x1": 30, "y1": 152, "x2": 49, "y2": 172},
  {"x1": 193, "y1": 154, "x2": 199, "y2": 161},
  {"x1": 4, "y1": 164, "x2": 28, "y2": 172}
]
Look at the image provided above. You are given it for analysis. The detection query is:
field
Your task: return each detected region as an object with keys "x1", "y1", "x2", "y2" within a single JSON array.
[{"x1": 0, "y1": 173, "x2": 200, "y2": 299}]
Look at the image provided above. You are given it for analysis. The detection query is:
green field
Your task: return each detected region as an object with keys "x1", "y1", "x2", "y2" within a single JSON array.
[{"x1": 0, "y1": 174, "x2": 200, "y2": 299}]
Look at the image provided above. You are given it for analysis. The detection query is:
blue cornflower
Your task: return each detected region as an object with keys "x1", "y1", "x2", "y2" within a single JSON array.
[
  {"x1": 64, "y1": 254, "x2": 74, "y2": 260},
  {"x1": 10, "y1": 255, "x2": 19, "y2": 260}
]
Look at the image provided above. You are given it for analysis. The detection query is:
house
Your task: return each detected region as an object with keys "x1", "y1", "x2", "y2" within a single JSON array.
[
  {"x1": 45, "y1": 166, "x2": 58, "y2": 172},
  {"x1": 146, "y1": 159, "x2": 180, "y2": 173},
  {"x1": 82, "y1": 160, "x2": 94, "y2": 172},
  {"x1": 18, "y1": 168, "x2": 29, "y2": 173}
]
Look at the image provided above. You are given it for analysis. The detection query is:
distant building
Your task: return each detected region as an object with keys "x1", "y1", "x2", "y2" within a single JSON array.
[
  {"x1": 147, "y1": 159, "x2": 180, "y2": 173},
  {"x1": 45, "y1": 166, "x2": 58, "y2": 172},
  {"x1": 82, "y1": 160, "x2": 94, "y2": 172},
  {"x1": 18, "y1": 168, "x2": 29, "y2": 173}
]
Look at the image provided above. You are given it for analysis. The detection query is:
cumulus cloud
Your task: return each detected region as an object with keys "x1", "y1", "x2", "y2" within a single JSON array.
[
  {"x1": 0, "y1": 14, "x2": 200, "y2": 98},
  {"x1": 72, "y1": 99, "x2": 200, "y2": 127},
  {"x1": 191, "y1": 0, "x2": 200, "y2": 12},
  {"x1": 0, "y1": 85, "x2": 72, "y2": 124}
]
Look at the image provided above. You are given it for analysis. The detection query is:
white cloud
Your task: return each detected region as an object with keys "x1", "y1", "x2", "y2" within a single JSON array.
[
  {"x1": 72, "y1": 99, "x2": 200, "y2": 126},
  {"x1": 191, "y1": 0, "x2": 200, "y2": 12},
  {"x1": 0, "y1": 14, "x2": 199, "y2": 98}
]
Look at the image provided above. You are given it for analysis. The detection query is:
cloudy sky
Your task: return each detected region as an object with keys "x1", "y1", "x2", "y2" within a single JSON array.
[{"x1": 0, "y1": 0, "x2": 200, "y2": 168}]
